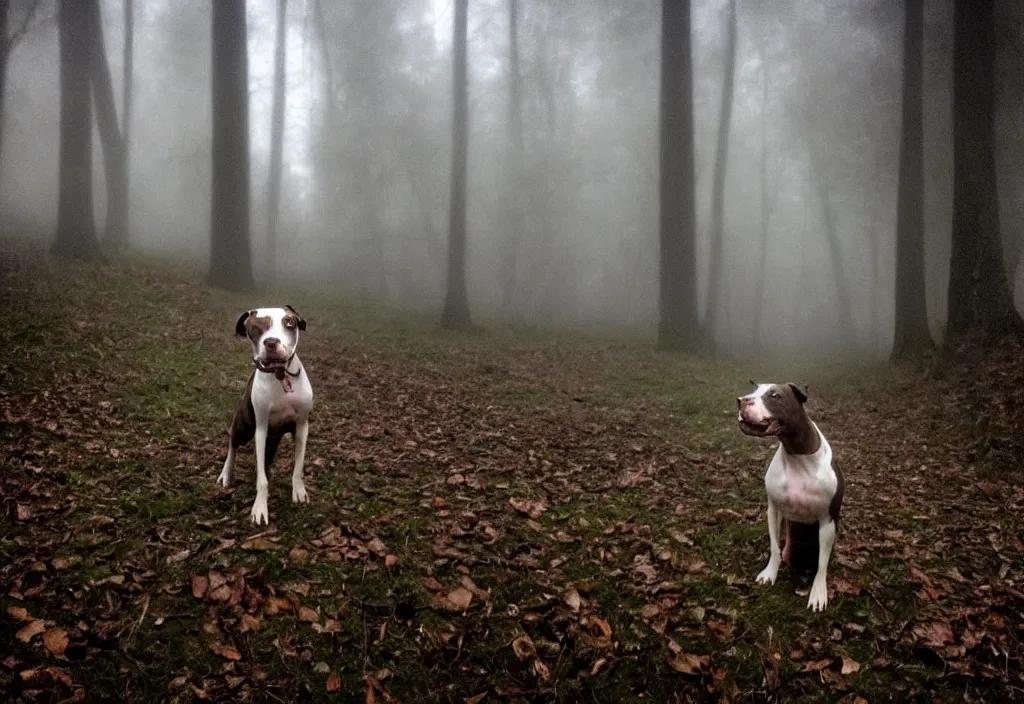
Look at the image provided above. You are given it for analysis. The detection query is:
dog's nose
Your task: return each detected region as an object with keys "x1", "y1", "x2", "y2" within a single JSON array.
[
  {"x1": 738, "y1": 397, "x2": 753, "y2": 409},
  {"x1": 264, "y1": 337, "x2": 280, "y2": 350}
]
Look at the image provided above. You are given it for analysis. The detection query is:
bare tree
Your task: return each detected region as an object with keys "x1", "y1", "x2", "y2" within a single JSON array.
[
  {"x1": 658, "y1": 0, "x2": 702, "y2": 351},
  {"x1": 891, "y1": 0, "x2": 932, "y2": 362},
  {"x1": 266, "y1": 0, "x2": 287, "y2": 282},
  {"x1": 123, "y1": 0, "x2": 133, "y2": 245},
  {"x1": 440, "y1": 0, "x2": 471, "y2": 329},
  {"x1": 946, "y1": 0, "x2": 1023, "y2": 343},
  {"x1": 704, "y1": 0, "x2": 737, "y2": 351},
  {"x1": 85, "y1": 0, "x2": 128, "y2": 250},
  {"x1": 499, "y1": 0, "x2": 524, "y2": 320},
  {"x1": 209, "y1": 0, "x2": 254, "y2": 291},
  {"x1": 0, "y1": 0, "x2": 45, "y2": 194},
  {"x1": 52, "y1": 0, "x2": 100, "y2": 260},
  {"x1": 751, "y1": 42, "x2": 773, "y2": 351}
]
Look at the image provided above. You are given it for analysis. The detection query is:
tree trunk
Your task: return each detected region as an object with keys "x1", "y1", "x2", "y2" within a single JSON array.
[
  {"x1": 808, "y1": 149, "x2": 859, "y2": 349},
  {"x1": 890, "y1": 0, "x2": 933, "y2": 362},
  {"x1": 266, "y1": 0, "x2": 287, "y2": 283},
  {"x1": 122, "y1": 0, "x2": 132, "y2": 245},
  {"x1": 658, "y1": 0, "x2": 701, "y2": 351},
  {"x1": 499, "y1": 0, "x2": 524, "y2": 319},
  {"x1": 52, "y1": 0, "x2": 100, "y2": 260},
  {"x1": 703, "y1": 0, "x2": 737, "y2": 352},
  {"x1": 946, "y1": 0, "x2": 1023, "y2": 343},
  {"x1": 209, "y1": 0, "x2": 254, "y2": 291},
  {"x1": 0, "y1": 0, "x2": 9, "y2": 189},
  {"x1": 440, "y1": 0, "x2": 471, "y2": 329},
  {"x1": 85, "y1": 0, "x2": 128, "y2": 251},
  {"x1": 751, "y1": 47, "x2": 771, "y2": 352}
]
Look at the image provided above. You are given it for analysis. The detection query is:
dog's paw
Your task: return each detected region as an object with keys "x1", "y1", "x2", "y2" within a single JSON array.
[
  {"x1": 807, "y1": 577, "x2": 828, "y2": 612},
  {"x1": 251, "y1": 498, "x2": 270, "y2": 525},
  {"x1": 216, "y1": 469, "x2": 231, "y2": 487},
  {"x1": 292, "y1": 481, "x2": 309, "y2": 504},
  {"x1": 756, "y1": 565, "x2": 778, "y2": 585}
]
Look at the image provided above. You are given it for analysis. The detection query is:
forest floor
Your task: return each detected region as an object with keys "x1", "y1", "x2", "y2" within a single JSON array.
[{"x1": 1, "y1": 235, "x2": 1022, "y2": 703}]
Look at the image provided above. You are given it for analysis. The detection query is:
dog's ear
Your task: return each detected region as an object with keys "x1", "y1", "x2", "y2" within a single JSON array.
[
  {"x1": 788, "y1": 383, "x2": 808, "y2": 404},
  {"x1": 748, "y1": 379, "x2": 757, "y2": 387},
  {"x1": 285, "y1": 304, "x2": 306, "y2": 331},
  {"x1": 235, "y1": 310, "x2": 252, "y2": 337}
]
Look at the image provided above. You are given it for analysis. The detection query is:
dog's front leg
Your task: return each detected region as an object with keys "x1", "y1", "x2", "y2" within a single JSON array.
[
  {"x1": 756, "y1": 500, "x2": 783, "y2": 585},
  {"x1": 251, "y1": 421, "x2": 271, "y2": 525},
  {"x1": 217, "y1": 444, "x2": 235, "y2": 487},
  {"x1": 807, "y1": 517, "x2": 835, "y2": 611},
  {"x1": 291, "y1": 419, "x2": 310, "y2": 504}
]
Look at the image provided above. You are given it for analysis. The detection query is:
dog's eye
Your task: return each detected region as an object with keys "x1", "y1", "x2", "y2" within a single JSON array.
[
  {"x1": 770, "y1": 391, "x2": 780, "y2": 399},
  {"x1": 284, "y1": 319, "x2": 296, "y2": 329}
]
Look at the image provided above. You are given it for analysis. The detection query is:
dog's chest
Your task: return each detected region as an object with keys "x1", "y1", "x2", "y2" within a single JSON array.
[
  {"x1": 764, "y1": 451, "x2": 835, "y2": 524},
  {"x1": 252, "y1": 373, "x2": 314, "y2": 428}
]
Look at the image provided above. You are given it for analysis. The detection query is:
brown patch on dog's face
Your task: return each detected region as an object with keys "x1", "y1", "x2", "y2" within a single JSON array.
[{"x1": 737, "y1": 382, "x2": 808, "y2": 437}]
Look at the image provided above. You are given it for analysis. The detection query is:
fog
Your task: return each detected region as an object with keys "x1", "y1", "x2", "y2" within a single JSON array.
[{"x1": 3, "y1": 0, "x2": 1024, "y2": 358}]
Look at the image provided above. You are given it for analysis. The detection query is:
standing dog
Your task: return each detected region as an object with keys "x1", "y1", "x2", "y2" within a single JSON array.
[
  {"x1": 217, "y1": 306, "x2": 314, "y2": 525},
  {"x1": 737, "y1": 383, "x2": 844, "y2": 611}
]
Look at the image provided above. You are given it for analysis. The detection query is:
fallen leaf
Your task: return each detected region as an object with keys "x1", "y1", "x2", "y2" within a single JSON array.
[
  {"x1": 366, "y1": 537, "x2": 387, "y2": 556},
  {"x1": 191, "y1": 575, "x2": 209, "y2": 599},
  {"x1": 840, "y1": 655, "x2": 861, "y2": 675},
  {"x1": 533, "y1": 658, "x2": 551, "y2": 681},
  {"x1": 509, "y1": 497, "x2": 547, "y2": 520},
  {"x1": 210, "y1": 643, "x2": 242, "y2": 661},
  {"x1": 385, "y1": 554, "x2": 399, "y2": 568},
  {"x1": 16, "y1": 620, "x2": 46, "y2": 643},
  {"x1": 327, "y1": 672, "x2": 341, "y2": 692},
  {"x1": 802, "y1": 659, "x2": 833, "y2": 673},
  {"x1": 289, "y1": 547, "x2": 310, "y2": 564},
  {"x1": 7, "y1": 606, "x2": 31, "y2": 622},
  {"x1": 298, "y1": 606, "x2": 320, "y2": 623},
  {"x1": 512, "y1": 634, "x2": 536, "y2": 661},
  {"x1": 465, "y1": 694, "x2": 487, "y2": 704},
  {"x1": 914, "y1": 621, "x2": 955, "y2": 647},
  {"x1": 16, "y1": 504, "x2": 32, "y2": 521},
  {"x1": 422, "y1": 577, "x2": 445, "y2": 592},
  {"x1": 237, "y1": 614, "x2": 261, "y2": 633},
  {"x1": 564, "y1": 587, "x2": 582, "y2": 612},
  {"x1": 241, "y1": 538, "x2": 279, "y2": 551},
  {"x1": 586, "y1": 617, "x2": 613, "y2": 646},
  {"x1": 668, "y1": 652, "x2": 709, "y2": 675},
  {"x1": 42, "y1": 628, "x2": 69, "y2": 657},
  {"x1": 439, "y1": 586, "x2": 473, "y2": 611}
]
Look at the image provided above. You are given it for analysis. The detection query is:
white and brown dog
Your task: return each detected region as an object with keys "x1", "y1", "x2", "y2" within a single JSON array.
[
  {"x1": 217, "y1": 306, "x2": 314, "y2": 525},
  {"x1": 737, "y1": 383, "x2": 844, "y2": 611}
]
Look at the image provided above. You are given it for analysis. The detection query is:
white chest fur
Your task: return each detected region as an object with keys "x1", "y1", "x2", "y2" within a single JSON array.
[
  {"x1": 251, "y1": 361, "x2": 314, "y2": 429},
  {"x1": 763, "y1": 424, "x2": 836, "y2": 525}
]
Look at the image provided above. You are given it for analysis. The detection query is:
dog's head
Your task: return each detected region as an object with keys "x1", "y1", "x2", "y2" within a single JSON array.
[
  {"x1": 737, "y1": 382, "x2": 808, "y2": 438},
  {"x1": 235, "y1": 305, "x2": 306, "y2": 372}
]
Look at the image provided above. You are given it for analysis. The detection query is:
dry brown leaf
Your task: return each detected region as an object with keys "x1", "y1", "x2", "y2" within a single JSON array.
[
  {"x1": 802, "y1": 659, "x2": 833, "y2": 673},
  {"x1": 289, "y1": 547, "x2": 310, "y2": 564},
  {"x1": 326, "y1": 672, "x2": 341, "y2": 692},
  {"x1": 42, "y1": 628, "x2": 69, "y2": 657},
  {"x1": 366, "y1": 537, "x2": 387, "y2": 556},
  {"x1": 465, "y1": 693, "x2": 487, "y2": 704},
  {"x1": 237, "y1": 614, "x2": 261, "y2": 633},
  {"x1": 532, "y1": 658, "x2": 551, "y2": 681},
  {"x1": 512, "y1": 634, "x2": 537, "y2": 661},
  {"x1": 385, "y1": 554, "x2": 399, "y2": 568},
  {"x1": 914, "y1": 621, "x2": 955, "y2": 647},
  {"x1": 586, "y1": 617, "x2": 613, "y2": 646},
  {"x1": 298, "y1": 606, "x2": 320, "y2": 623},
  {"x1": 422, "y1": 577, "x2": 445, "y2": 592},
  {"x1": 16, "y1": 620, "x2": 46, "y2": 643},
  {"x1": 509, "y1": 497, "x2": 547, "y2": 520},
  {"x1": 191, "y1": 575, "x2": 209, "y2": 599},
  {"x1": 668, "y1": 651, "x2": 709, "y2": 675},
  {"x1": 7, "y1": 606, "x2": 31, "y2": 622},
  {"x1": 263, "y1": 596, "x2": 293, "y2": 616},
  {"x1": 840, "y1": 654, "x2": 861, "y2": 675},
  {"x1": 443, "y1": 587, "x2": 473, "y2": 611},
  {"x1": 241, "y1": 538, "x2": 279, "y2": 551},
  {"x1": 564, "y1": 587, "x2": 582, "y2": 612},
  {"x1": 210, "y1": 643, "x2": 242, "y2": 661}
]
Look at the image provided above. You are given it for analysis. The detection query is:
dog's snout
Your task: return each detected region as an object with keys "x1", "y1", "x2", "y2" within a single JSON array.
[{"x1": 264, "y1": 337, "x2": 280, "y2": 350}]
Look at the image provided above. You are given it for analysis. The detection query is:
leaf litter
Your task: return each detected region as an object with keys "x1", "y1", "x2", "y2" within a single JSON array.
[{"x1": 0, "y1": 238, "x2": 1022, "y2": 701}]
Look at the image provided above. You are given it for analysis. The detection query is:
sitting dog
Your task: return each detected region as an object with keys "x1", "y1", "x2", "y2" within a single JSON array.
[
  {"x1": 217, "y1": 306, "x2": 314, "y2": 525},
  {"x1": 737, "y1": 382, "x2": 844, "y2": 611}
]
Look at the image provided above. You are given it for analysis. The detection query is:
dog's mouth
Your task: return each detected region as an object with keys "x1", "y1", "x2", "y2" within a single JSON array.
[
  {"x1": 738, "y1": 417, "x2": 781, "y2": 437},
  {"x1": 254, "y1": 356, "x2": 289, "y2": 373}
]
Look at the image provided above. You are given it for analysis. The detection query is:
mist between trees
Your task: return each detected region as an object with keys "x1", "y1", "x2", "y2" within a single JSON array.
[{"x1": 2, "y1": 0, "x2": 1023, "y2": 360}]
